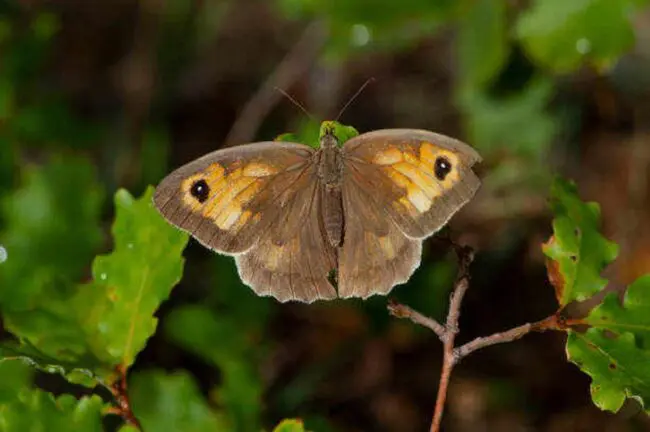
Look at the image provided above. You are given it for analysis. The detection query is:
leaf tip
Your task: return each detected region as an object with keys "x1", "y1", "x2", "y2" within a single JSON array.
[{"x1": 114, "y1": 188, "x2": 135, "y2": 207}]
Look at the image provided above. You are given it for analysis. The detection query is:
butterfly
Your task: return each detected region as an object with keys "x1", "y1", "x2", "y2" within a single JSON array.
[{"x1": 153, "y1": 121, "x2": 481, "y2": 303}]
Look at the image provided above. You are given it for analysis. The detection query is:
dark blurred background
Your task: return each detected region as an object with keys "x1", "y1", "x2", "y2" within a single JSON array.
[{"x1": 1, "y1": 0, "x2": 650, "y2": 431}]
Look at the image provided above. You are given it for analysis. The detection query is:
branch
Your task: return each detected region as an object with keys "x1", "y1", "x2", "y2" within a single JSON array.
[
  {"x1": 454, "y1": 322, "x2": 533, "y2": 360},
  {"x1": 387, "y1": 300, "x2": 445, "y2": 338},
  {"x1": 386, "y1": 240, "x2": 578, "y2": 432},
  {"x1": 224, "y1": 21, "x2": 327, "y2": 147},
  {"x1": 454, "y1": 314, "x2": 571, "y2": 361}
]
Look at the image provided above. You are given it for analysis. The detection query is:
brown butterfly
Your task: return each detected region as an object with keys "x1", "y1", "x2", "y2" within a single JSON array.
[{"x1": 153, "y1": 121, "x2": 481, "y2": 303}]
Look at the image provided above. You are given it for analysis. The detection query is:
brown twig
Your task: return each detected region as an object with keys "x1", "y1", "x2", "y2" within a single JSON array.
[
  {"x1": 387, "y1": 300, "x2": 445, "y2": 338},
  {"x1": 454, "y1": 322, "x2": 534, "y2": 360},
  {"x1": 107, "y1": 366, "x2": 142, "y2": 430},
  {"x1": 387, "y1": 244, "x2": 580, "y2": 432},
  {"x1": 224, "y1": 21, "x2": 327, "y2": 147},
  {"x1": 453, "y1": 315, "x2": 571, "y2": 361}
]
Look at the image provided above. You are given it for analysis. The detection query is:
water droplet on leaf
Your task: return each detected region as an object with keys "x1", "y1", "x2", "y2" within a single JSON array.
[
  {"x1": 576, "y1": 38, "x2": 591, "y2": 54},
  {"x1": 351, "y1": 24, "x2": 371, "y2": 47}
]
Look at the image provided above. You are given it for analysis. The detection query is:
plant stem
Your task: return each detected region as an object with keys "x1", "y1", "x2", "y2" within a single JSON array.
[{"x1": 108, "y1": 367, "x2": 142, "y2": 430}]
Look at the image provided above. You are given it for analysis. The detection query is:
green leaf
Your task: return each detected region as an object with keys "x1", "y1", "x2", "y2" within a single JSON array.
[
  {"x1": 0, "y1": 359, "x2": 32, "y2": 402},
  {"x1": 320, "y1": 120, "x2": 359, "y2": 145},
  {"x1": 76, "y1": 187, "x2": 189, "y2": 371},
  {"x1": 1, "y1": 185, "x2": 188, "y2": 386},
  {"x1": 586, "y1": 275, "x2": 650, "y2": 348},
  {"x1": 275, "y1": 120, "x2": 359, "y2": 149},
  {"x1": 0, "y1": 157, "x2": 103, "y2": 310},
  {"x1": 566, "y1": 275, "x2": 650, "y2": 412},
  {"x1": 0, "y1": 341, "x2": 100, "y2": 388},
  {"x1": 457, "y1": 0, "x2": 508, "y2": 88},
  {"x1": 275, "y1": 132, "x2": 303, "y2": 143},
  {"x1": 516, "y1": 0, "x2": 640, "y2": 72},
  {"x1": 277, "y1": 120, "x2": 321, "y2": 149},
  {"x1": 277, "y1": 0, "x2": 456, "y2": 57},
  {"x1": 567, "y1": 327, "x2": 650, "y2": 413},
  {"x1": 0, "y1": 360, "x2": 105, "y2": 432},
  {"x1": 273, "y1": 419, "x2": 306, "y2": 432},
  {"x1": 459, "y1": 77, "x2": 557, "y2": 158},
  {"x1": 564, "y1": 248, "x2": 650, "y2": 413},
  {"x1": 0, "y1": 157, "x2": 106, "y2": 380},
  {"x1": 129, "y1": 370, "x2": 227, "y2": 431},
  {"x1": 166, "y1": 305, "x2": 263, "y2": 432},
  {"x1": 542, "y1": 178, "x2": 619, "y2": 306}
]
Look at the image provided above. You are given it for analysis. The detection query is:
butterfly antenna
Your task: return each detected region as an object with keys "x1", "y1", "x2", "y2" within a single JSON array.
[
  {"x1": 335, "y1": 77, "x2": 376, "y2": 121},
  {"x1": 274, "y1": 87, "x2": 314, "y2": 121}
]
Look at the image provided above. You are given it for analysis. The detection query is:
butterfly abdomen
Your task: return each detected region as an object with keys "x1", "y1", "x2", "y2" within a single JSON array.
[{"x1": 322, "y1": 184, "x2": 344, "y2": 247}]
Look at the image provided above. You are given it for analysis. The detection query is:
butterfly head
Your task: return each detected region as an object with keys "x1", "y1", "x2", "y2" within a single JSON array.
[{"x1": 319, "y1": 121, "x2": 359, "y2": 149}]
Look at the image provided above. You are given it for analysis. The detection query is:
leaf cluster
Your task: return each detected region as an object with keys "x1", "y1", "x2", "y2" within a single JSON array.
[{"x1": 543, "y1": 179, "x2": 650, "y2": 414}]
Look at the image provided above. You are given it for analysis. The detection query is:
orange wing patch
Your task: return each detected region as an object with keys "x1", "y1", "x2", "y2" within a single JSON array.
[
  {"x1": 373, "y1": 142, "x2": 461, "y2": 214},
  {"x1": 372, "y1": 147, "x2": 403, "y2": 165},
  {"x1": 181, "y1": 161, "x2": 277, "y2": 231},
  {"x1": 243, "y1": 162, "x2": 277, "y2": 177}
]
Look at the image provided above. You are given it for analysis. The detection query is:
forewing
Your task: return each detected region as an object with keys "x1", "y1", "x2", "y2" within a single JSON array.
[
  {"x1": 236, "y1": 181, "x2": 337, "y2": 302},
  {"x1": 338, "y1": 177, "x2": 422, "y2": 298},
  {"x1": 153, "y1": 142, "x2": 315, "y2": 254},
  {"x1": 343, "y1": 129, "x2": 481, "y2": 239}
]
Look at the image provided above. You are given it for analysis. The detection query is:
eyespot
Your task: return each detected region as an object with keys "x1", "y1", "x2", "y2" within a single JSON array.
[
  {"x1": 434, "y1": 156, "x2": 452, "y2": 180},
  {"x1": 190, "y1": 179, "x2": 210, "y2": 203}
]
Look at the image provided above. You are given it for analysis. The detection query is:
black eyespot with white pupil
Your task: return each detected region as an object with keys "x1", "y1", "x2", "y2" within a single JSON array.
[
  {"x1": 190, "y1": 179, "x2": 210, "y2": 203},
  {"x1": 434, "y1": 156, "x2": 452, "y2": 180}
]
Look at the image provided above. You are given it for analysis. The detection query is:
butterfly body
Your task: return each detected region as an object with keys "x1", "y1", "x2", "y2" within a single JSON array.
[
  {"x1": 154, "y1": 121, "x2": 482, "y2": 303},
  {"x1": 316, "y1": 129, "x2": 345, "y2": 247}
]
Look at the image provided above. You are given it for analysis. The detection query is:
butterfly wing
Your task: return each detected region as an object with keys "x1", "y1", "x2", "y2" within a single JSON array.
[
  {"x1": 338, "y1": 174, "x2": 422, "y2": 298},
  {"x1": 153, "y1": 142, "x2": 337, "y2": 302},
  {"x1": 342, "y1": 129, "x2": 482, "y2": 239},
  {"x1": 154, "y1": 142, "x2": 314, "y2": 254},
  {"x1": 236, "y1": 179, "x2": 337, "y2": 302},
  {"x1": 338, "y1": 129, "x2": 481, "y2": 298}
]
